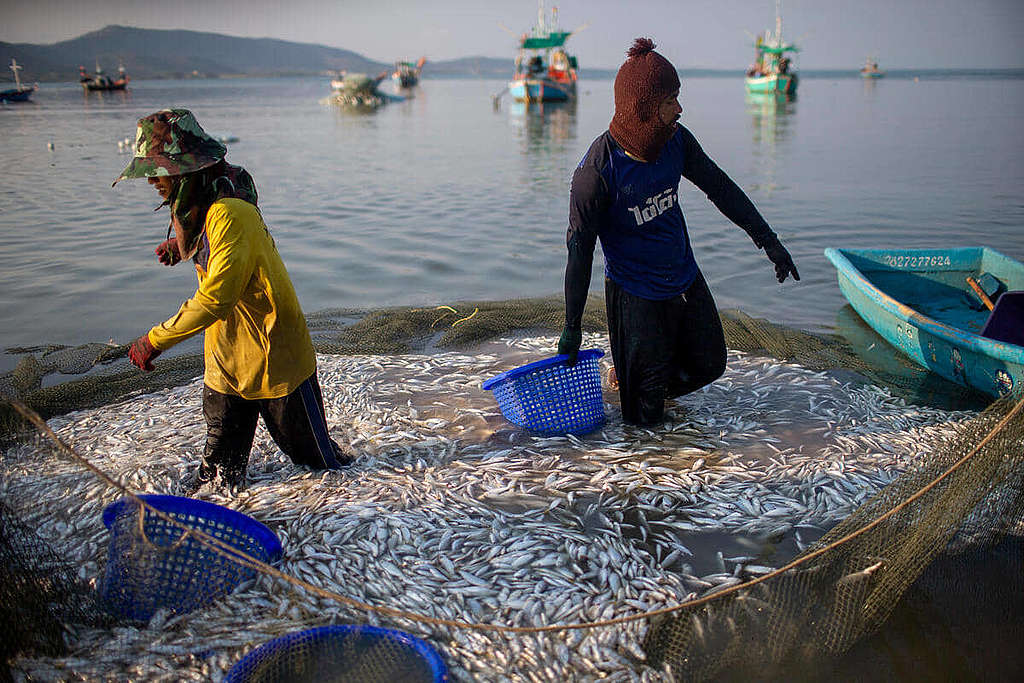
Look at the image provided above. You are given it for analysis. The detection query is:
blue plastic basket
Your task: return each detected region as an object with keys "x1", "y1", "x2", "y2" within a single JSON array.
[
  {"x1": 482, "y1": 348, "x2": 606, "y2": 436},
  {"x1": 99, "y1": 494, "x2": 282, "y2": 623},
  {"x1": 225, "y1": 624, "x2": 448, "y2": 683}
]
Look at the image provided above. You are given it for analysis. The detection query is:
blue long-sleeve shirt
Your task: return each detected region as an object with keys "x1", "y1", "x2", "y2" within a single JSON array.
[{"x1": 564, "y1": 125, "x2": 776, "y2": 328}]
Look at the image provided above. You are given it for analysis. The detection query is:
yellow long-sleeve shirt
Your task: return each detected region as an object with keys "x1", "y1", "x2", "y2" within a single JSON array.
[{"x1": 147, "y1": 198, "x2": 316, "y2": 400}]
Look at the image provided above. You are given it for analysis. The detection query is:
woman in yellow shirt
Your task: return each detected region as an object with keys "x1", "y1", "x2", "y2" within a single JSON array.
[{"x1": 114, "y1": 109, "x2": 351, "y2": 493}]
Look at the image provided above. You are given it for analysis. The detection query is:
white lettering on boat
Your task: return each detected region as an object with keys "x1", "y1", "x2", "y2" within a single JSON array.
[{"x1": 882, "y1": 254, "x2": 953, "y2": 268}]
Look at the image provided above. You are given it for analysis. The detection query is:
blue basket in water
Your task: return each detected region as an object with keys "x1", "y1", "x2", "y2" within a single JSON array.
[
  {"x1": 99, "y1": 494, "x2": 282, "y2": 623},
  {"x1": 225, "y1": 624, "x2": 448, "y2": 683},
  {"x1": 482, "y1": 349, "x2": 606, "y2": 436}
]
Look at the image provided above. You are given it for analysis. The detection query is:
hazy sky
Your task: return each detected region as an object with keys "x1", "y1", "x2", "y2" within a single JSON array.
[{"x1": 4, "y1": 0, "x2": 1022, "y2": 69}]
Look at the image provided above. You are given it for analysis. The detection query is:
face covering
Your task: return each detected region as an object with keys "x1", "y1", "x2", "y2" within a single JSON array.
[
  {"x1": 161, "y1": 161, "x2": 259, "y2": 261},
  {"x1": 607, "y1": 38, "x2": 681, "y2": 162}
]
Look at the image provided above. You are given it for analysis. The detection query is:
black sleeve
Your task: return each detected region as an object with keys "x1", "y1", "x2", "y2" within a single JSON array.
[
  {"x1": 679, "y1": 126, "x2": 777, "y2": 248},
  {"x1": 564, "y1": 143, "x2": 610, "y2": 330}
]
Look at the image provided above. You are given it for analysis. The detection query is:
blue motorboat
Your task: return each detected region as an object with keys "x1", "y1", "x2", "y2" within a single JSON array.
[{"x1": 825, "y1": 246, "x2": 1024, "y2": 399}]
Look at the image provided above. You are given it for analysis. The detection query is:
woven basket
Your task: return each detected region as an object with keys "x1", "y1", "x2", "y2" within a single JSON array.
[
  {"x1": 225, "y1": 624, "x2": 448, "y2": 683},
  {"x1": 482, "y1": 349, "x2": 605, "y2": 436},
  {"x1": 99, "y1": 494, "x2": 282, "y2": 622}
]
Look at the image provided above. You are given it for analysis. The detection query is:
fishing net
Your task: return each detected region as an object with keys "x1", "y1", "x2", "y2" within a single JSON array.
[
  {"x1": 0, "y1": 498, "x2": 110, "y2": 674},
  {"x1": 1, "y1": 295, "x2": 1020, "y2": 681},
  {"x1": 641, "y1": 395, "x2": 1024, "y2": 681},
  {"x1": 0, "y1": 294, "x2": 983, "y2": 437}
]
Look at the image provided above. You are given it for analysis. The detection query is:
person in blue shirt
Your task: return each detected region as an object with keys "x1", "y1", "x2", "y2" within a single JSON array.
[{"x1": 558, "y1": 38, "x2": 799, "y2": 426}]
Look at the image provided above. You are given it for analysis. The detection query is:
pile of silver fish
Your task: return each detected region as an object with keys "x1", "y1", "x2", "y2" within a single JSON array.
[{"x1": 1, "y1": 333, "x2": 975, "y2": 681}]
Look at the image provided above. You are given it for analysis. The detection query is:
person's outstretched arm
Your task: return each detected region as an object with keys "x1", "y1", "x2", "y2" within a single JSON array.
[{"x1": 679, "y1": 126, "x2": 799, "y2": 282}]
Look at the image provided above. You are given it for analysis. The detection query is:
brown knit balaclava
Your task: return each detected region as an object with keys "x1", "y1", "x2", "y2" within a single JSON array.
[{"x1": 608, "y1": 38, "x2": 681, "y2": 162}]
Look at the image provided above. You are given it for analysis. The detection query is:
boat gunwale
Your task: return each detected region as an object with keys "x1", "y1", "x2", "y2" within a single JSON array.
[
  {"x1": 824, "y1": 246, "x2": 1024, "y2": 363},
  {"x1": 744, "y1": 73, "x2": 798, "y2": 94}
]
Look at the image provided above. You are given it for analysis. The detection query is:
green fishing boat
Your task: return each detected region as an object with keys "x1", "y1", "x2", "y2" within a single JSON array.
[
  {"x1": 745, "y1": 1, "x2": 798, "y2": 96},
  {"x1": 508, "y1": 1, "x2": 579, "y2": 104},
  {"x1": 329, "y1": 71, "x2": 390, "y2": 108},
  {"x1": 860, "y1": 56, "x2": 885, "y2": 79}
]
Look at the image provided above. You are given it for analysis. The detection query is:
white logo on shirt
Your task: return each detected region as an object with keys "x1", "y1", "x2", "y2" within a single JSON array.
[{"x1": 627, "y1": 188, "x2": 677, "y2": 226}]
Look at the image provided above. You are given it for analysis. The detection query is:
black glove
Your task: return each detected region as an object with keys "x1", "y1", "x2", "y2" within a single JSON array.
[
  {"x1": 558, "y1": 326, "x2": 582, "y2": 366},
  {"x1": 763, "y1": 238, "x2": 800, "y2": 283}
]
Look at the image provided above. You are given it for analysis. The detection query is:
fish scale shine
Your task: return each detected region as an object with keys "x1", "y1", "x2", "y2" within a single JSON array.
[{"x1": 1, "y1": 333, "x2": 975, "y2": 681}]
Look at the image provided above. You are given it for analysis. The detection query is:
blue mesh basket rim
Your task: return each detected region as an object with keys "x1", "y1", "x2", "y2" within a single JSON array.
[
  {"x1": 102, "y1": 494, "x2": 283, "y2": 563},
  {"x1": 224, "y1": 624, "x2": 448, "y2": 683},
  {"x1": 481, "y1": 348, "x2": 604, "y2": 391}
]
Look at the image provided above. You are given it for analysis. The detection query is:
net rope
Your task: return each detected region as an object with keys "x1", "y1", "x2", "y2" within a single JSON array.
[
  {"x1": 7, "y1": 393, "x2": 1021, "y2": 633},
  {"x1": 2, "y1": 298, "x2": 1021, "y2": 681}
]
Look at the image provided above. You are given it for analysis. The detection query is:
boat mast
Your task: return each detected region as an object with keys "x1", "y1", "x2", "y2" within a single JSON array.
[
  {"x1": 776, "y1": 0, "x2": 783, "y2": 47},
  {"x1": 10, "y1": 59, "x2": 23, "y2": 89}
]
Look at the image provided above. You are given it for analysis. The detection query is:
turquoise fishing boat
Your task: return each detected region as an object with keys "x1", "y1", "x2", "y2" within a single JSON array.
[
  {"x1": 860, "y1": 56, "x2": 885, "y2": 79},
  {"x1": 745, "y1": 1, "x2": 798, "y2": 96},
  {"x1": 508, "y1": 1, "x2": 579, "y2": 104},
  {"x1": 825, "y1": 247, "x2": 1024, "y2": 399},
  {"x1": 392, "y1": 57, "x2": 426, "y2": 89}
]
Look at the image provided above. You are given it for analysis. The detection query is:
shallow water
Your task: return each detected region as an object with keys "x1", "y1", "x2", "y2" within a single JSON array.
[
  {"x1": 5, "y1": 333, "x2": 993, "y2": 680},
  {"x1": 2, "y1": 74, "x2": 1023, "y2": 375},
  {"x1": 1, "y1": 72, "x2": 1022, "y2": 680}
]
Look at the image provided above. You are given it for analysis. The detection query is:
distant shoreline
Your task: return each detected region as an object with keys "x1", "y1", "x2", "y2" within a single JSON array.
[
  {"x1": 14, "y1": 68, "x2": 1024, "y2": 85},
  {"x1": 4, "y1": 24, "x2": 1021, "y2": 85}
]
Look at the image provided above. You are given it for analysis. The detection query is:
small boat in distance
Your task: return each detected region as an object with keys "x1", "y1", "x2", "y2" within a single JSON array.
[
  {"x1": 745, "y1": 1, "x2": 799, "y2": 96},
  {"x1": 392, "y1": 57, "x2": 426, "y2": 88},
  {"x1": 330, "y1": 71, "x2": 391, "y2": 108},
  {"x1": 0, "y1": 59, "x2": 38, "y2": 103},
  {"x1": 508, "y1": 1, "x2": 579, "y2": 104},
  {"x1": 825, "y1": 246, "x2": 1024, "y2": 399},
  {"x1": 860, "y1": 56, "x2": 885, "y2": 78},
  {"x1": 80, "y1": 62, "x2": 130, "y2": 91}
]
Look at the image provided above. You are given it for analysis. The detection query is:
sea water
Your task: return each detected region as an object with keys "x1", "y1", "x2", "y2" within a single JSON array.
[
  {"x1": 2, "y1": 71, "x2": 1023, "y2": 678},
  {"x1": 1, "y1": 73, "x2": 1023, "y2": 374}
]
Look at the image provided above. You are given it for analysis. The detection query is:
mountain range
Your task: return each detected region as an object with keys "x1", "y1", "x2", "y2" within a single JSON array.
[
  {"x1": 13, "y1": 25, "x2": 1000, "y2": 85},
  {"x1": 0, "y1": 25, "x2": 535, "y2": 82}
]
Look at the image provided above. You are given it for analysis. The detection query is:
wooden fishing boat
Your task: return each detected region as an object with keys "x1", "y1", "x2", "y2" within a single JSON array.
[
  {"x1": 745, "y1": 2, "x2": 799, "y2": 96},
  {"x1": 860, "y1": 56, "x2": 885, "y2": 79},
  {"x1": 392, "y1": 57, "x2": 426, "y2": 88},
  {"x1": 0, "y1": 59, "x2": 37, "y2": 103},
  {"x1": 508, "y1": 1, "x2": 578, "y2": 104},
  {"x1": 825, "y1": 246, "x2": 1024, "y2": 399},
  {"x1": 80, "y1": 62, "x2": 129, "y2": 91},
  {"x1": 329, "y1": 71, "x2": 390, "y2": 108}
]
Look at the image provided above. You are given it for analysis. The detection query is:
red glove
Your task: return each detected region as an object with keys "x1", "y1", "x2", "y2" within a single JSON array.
[
  {"x1": 129, "y1": 334, "x2": 161, "y2": 371},
  {"x1": 155, "y1": 238, "x2": 182, "y2": 266}
]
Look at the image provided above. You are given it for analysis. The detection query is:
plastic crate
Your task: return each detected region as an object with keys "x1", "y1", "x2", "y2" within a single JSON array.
[
  {"x1": 225, "y1": 624, "x2": 448, "y2": 683},
  {"x1": 482, "y1": 349, "x2": 605, "y2": 436},
  {"x1": 99, "y1": 494, "x2": 282, "y2": 622}
]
